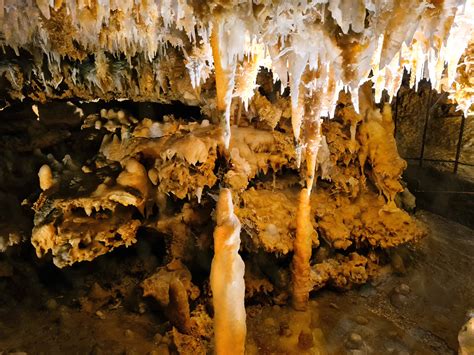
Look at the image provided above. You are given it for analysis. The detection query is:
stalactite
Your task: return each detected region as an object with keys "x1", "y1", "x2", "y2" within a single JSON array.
[
  {"x1": 0, "y1": 0, "x2": 472, "y2": 115},
  {"x1": 210, "y1": 19, "x2": 236, "y2": 150},
  {"x1": 289, "y1": 55, "x2": 307, "y2": 145},
  {"x1": 233, "y1": 44, "x2": 264, "y2": 110},
  {"x1": 304, "y1": 117, "x2": 323, "y2": 191}
]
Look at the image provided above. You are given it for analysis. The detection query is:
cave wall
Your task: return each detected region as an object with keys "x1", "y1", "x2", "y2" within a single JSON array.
[{"x1": 395, "y1": 83, "x2": 474, "y2": 183}]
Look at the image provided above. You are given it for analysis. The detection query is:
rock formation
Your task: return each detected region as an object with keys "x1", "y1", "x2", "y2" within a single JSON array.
[{"x1": 0, "y1": 0, "x2": 473, "y2": 353}]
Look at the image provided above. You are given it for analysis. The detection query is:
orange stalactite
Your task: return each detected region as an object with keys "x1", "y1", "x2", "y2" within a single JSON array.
[{"x1": 210, "y1": 24, "x2": 227, "y2": 113}]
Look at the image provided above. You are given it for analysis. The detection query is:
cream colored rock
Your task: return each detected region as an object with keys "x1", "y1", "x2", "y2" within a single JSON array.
[
  {"x1": 459, "y1": 314, "x2": 474, "y2": 355},
  {"x1": 31, "y1": 223, "x2": 56, "y2": 258},
  {"x1": 210, "y1": 188, "x2": 246, "y2": 355},
  {"x1": 38, "y1": 164, "x2": 54, "y2": 191}
]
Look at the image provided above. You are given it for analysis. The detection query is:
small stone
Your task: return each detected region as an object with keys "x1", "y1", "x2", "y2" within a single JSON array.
[
  {"x1": 138, "y1": 302, "x2": 147, "y2": 314},
  {"x1": 355, "y1": 315, "x2": 369, "y2": 325},
  {"x1": 349, "y1": 333, "x2": 362, "y2": 344},
  {"x1": 390, "y1": 293, "x2": 408, "y2": 308},
  {"x1": 329, "y1": 303, "x2": 340, "y2": 310},
  {"x1": 346, "y1": 332, "x2": 363, "y2": 350},
  {"x1": 124, "y1": 329, "x2": 134, "y2": 338},
  {"x1": 384, "y1": 339, "x2": 410, "y2": 354},
  {"x1": 298, "y1": 330, "x2": 314, "y2": 350},
  {"x1": 397, "y1": 284, "x2": 410, "y2": 295},
  {"x1": 95, "y1": 310, "x2": 106, "y2": 320},
  {"x1": 272, "y1": 304, "x2": 281, "y2": 312},
  {"x1": 359, "y1": 284, "x2": 377, "y2": 298},
  {"x1": 391, "y1": 253, "x2": 406, "y2": 275},
  {"x1": 153, "y1": 333, "x2": 163, "y2": 345},
  {"x1": 45, "y1": 299, "x2": 58, "y2": 311}
]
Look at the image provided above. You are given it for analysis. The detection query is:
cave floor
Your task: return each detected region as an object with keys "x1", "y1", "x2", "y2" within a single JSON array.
[{"x1": 0, "y1": 210, "x2": 472, "y2": 355}]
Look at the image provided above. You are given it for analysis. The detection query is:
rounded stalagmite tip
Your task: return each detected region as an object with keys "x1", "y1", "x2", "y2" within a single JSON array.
[{"x1": 38, "y1": 164, "x2": 54, "y2": 191}]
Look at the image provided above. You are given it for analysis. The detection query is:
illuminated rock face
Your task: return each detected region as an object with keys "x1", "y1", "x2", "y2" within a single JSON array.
[{"x1": 26, "y1": 93, "x2": 426, "y2": 289}]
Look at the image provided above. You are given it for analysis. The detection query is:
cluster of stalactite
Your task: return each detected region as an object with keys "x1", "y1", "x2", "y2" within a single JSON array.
[{"x1": 1, "y1": 1, "x2": 473, "y2": 120}]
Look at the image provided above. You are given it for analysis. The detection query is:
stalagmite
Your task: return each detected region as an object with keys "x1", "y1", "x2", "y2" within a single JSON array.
[
  {"x1": 116, "y1": 158, "x2": 149, "y2": 214},
  {"x1": 38, "y1": 164, "x2": 54, "y2": 191},
  {"x1": 459, "y1": 313, "x2": 474, "y2": 355},
  {"x1": 291, "y1": 118, "x2": 322, "y2": 311},
  {"x1": 210, "y1": 188, "x2": 246, "y2": 354},
  {"x1": 291, "y1": 188, "x2": 315, "y2": 311}
]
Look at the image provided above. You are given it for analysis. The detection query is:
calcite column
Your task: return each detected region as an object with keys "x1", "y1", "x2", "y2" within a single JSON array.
[{"x1": 292, "y1": 80, "x2": 322, "y2": 311}]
